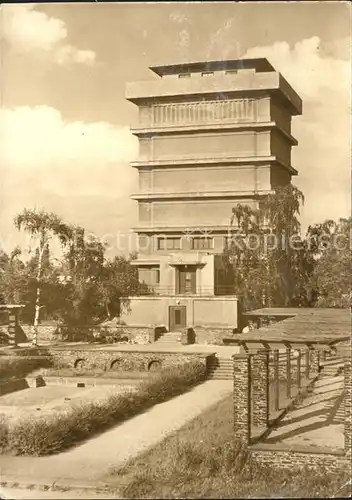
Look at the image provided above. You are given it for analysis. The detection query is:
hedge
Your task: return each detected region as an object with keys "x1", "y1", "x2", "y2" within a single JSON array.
[{"x1": 0, "y1": 360, "x2": 206, "y2": 456}]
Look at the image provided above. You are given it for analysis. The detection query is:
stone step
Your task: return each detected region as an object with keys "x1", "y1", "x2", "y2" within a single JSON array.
[
  {"x1": 209, "y1": 363, "x2": 233, "y2": 368},
  {"x1": 208, "y1": 372, "x2": 233, "y2": 377},
  {"x1": 155, "y1": 339, "x2": 181, "y2": 344},
  {"x1": 207, "y1": 373, "x2": 233, "y2": 380},
  {"x1": 208, "y1": 363, "x2": 233, "y2": 369},
  {"x1": 155, "y1": 334, "x2": 181, "y2": 343}
]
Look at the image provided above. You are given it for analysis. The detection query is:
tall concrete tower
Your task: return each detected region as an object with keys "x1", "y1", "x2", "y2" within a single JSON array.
[{"x1": 124, "y1": 58, "x2": 302, "y2": 332}]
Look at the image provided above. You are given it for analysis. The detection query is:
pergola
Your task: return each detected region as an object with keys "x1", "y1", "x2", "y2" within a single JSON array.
[
  {"x1": 233, "y1": 307, "x2": 350, "y2": 352},
  {"x1": 230, "y1": 307, "x2": 351, "y2": 469}
]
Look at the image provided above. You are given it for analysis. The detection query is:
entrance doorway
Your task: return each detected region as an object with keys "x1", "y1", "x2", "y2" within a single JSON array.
[
  {"x1": 169, "y1": 305, "x2": 186, "y2": 332},
  {"x1": 176, "y1": 265, "x2": 197, "y2": 294}
]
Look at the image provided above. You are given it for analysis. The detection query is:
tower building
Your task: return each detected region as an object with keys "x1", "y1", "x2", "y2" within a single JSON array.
[{"x1": 124, "y1": 58, "x2": 302, "y2": 331}]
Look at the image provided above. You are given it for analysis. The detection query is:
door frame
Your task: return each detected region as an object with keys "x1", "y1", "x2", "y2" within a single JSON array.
[{"x1": 169, "y1": 305, "x2": 187, "y2": 332}]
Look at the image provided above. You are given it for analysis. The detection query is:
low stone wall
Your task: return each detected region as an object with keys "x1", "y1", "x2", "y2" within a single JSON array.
[
  {"x1": 191, "y1": 326, "x2": 237, "y2": 345},
  {"x1": 250, "y1": 447, "x2": 350, "y2": 474},
  {"x1": 21, "y1": 325, "x2": 57, "y2": 342},
  {"x1": 44, "y1": 347, "x2": 211, "y2": 373},
  {"x1": 20, "y1": 324, "x2": 157, "y2": 345}
]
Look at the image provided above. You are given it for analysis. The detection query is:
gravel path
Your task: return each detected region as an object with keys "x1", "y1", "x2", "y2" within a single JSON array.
[{"x1": 0, "y1": 380, "x2": 232, "y2": 484}]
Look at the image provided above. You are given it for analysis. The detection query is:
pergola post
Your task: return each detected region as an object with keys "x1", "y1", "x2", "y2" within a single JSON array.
[
  {"x1": 286, "y1": 348, "x2": 291, "y2": 399},
  {"x1": 304, "y1": 349, "x2": 310, "y2": 379},
  {"x1": 251, "y1": 349, "x2": 270, "y2": 429},
  {"x1": 310, "y1": 349, "x2": 320, "y2": 377},
  {"x1": 0, "y1": 305, "x2": 25, "y2": 347},
  {"x1": 273, "y1": 349, "x2": 280, "y2": 411},
  {"x1": 8, "y1": 312, "x2": 17, "y2": 347},
  {"x1": 296, "y1": 349, "x2": 301, "y2": 388},
  {"x1": 233, "y1": 353, "x2": 251, "y2": 445}
]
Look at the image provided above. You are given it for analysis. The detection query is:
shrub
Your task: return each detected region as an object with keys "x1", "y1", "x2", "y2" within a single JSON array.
[
  {"x1": 1, "y1": 360, "x2": 206, "y2": 456},
  {"x1": 0, "y1": 352, "x2": 52, "y2": 380}
]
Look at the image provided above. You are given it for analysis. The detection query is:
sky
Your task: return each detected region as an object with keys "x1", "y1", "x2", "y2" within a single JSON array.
[{"x1": 0, "y1": 1, "x2": 351, "y2": 256}]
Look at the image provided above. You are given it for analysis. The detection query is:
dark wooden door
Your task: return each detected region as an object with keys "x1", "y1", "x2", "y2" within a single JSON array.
[
  {"x1": 176, "y1": 266, "x2": 197, "y2": 294},
  {"x1": 169, "y1": 306, "x2": 187, "y2": 331}
]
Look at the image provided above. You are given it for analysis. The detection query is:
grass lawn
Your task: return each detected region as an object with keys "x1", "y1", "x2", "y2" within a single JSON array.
[{"x1": 107, "y1": 395, "x2": 350, "y2": 499}]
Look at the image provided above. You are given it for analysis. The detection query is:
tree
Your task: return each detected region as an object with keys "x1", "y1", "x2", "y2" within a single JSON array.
[
  {"x1": 14, "y1": 209, "x2": 72, "y2": 344},
  {"x1": 223, "y1": 184, "x2": 311, "y2": 310},
  {"x1": 59, "y1": 228, "x2": 140, "y2": 325},
  {"x1": 98, "y1": 254, "x2": 140, "y2": 319},
  {"x1": 309, "y1": 217, "x2": 351, "y2": 308}
]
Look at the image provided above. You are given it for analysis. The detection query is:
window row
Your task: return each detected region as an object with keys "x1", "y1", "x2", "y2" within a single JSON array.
[
  {"x1": 157, "y1": 237, "x2": 214, "y2": 250},
  {"x1": 178, "y1": 70, "x2": 239, "y2": 78}
]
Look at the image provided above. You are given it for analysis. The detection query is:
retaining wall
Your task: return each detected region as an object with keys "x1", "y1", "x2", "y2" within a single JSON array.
[{"x1": 44, "y1": 348, "x2": 213, "y2": 373}]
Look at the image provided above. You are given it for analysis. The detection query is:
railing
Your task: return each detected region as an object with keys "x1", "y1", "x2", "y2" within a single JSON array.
[
  {"x1": 135, "y1": 285, "x2": 237, "y2": 296},
  {"x1": 151, "y1": 98, "x2": 257, "y2": 127}
]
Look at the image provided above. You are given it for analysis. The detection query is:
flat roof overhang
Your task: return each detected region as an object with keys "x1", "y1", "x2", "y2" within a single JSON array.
[
  {"x1": 130, "y1": 156, "x2": 298, "y2": 176},
  {"x1": 149, "y1": 58, "x2": 276, "y2": 76},
  {"x1": 131, "y1": 189, "x2": 274, "y2": 201},
  {"x1": 126, "y1": 71, "x2": 302, "y2": 116},
  {"x1": 132, "y1": 224, "x2": 270, "y2": 234},
  {"x1": 168, "y1": 261, "x2": 206, "y2": 267},
  {"x1": 130, "y1": 259, "x2": 160, "y2": 266},
  {"x1": 130, "y1": 121, "x2": 298, "y2": 146},
  {"x1": 230, "y1": 307, "x2": 351, "y2": 352}
]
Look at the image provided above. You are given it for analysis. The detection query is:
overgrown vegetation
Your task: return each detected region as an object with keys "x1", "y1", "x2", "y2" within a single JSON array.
[
  {"x1": 223, "y1": 185, "x2": 351, "y2": 310},
  {"x1": 0, "y1": 360, "x2": 206, "y2": 456},
  {"x1": 0, "y1": 350, "x2": 52, "y2": 380},
  {"x1": 0, "y1": 209, "x2": 140, "y2": 331},
  {"x1": 108, "y1": 395, "x2": 350, "y2": 499}
]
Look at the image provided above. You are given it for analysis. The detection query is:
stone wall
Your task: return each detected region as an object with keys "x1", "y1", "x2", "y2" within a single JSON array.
[
  {"x1": 233, "y1": 347, "x2": 351, "y2": 474},
  {"x1": 12, "y1": 324, "x2": 158, "y2": 345},
  {"x1": 250, "y1": 447, "x2": 350, "y2": 473},
  {"x1": 44, "y1": 347, "x2": 211, "y2": 373},
  {"x1": 21, "y1": 325, "x2": 57, "y2": 342},
  {"x1": 192, "y1": 326, "x2": 237, "y2": 345}
]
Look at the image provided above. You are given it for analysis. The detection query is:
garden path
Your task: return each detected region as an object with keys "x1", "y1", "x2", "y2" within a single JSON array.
[{"x1": 0, "y1": 380, "x2": 232, "y2": 485}]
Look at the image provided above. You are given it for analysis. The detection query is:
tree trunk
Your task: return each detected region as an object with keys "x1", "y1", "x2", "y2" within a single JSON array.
[{"x1": 32, "y1": 243, "x2": 45, "y2": 345}]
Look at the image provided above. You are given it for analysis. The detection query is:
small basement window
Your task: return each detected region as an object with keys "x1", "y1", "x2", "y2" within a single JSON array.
[
  {"x1": 225, "y1": 70, "x2": 238, "y2": 75},
  {"x1": 178, "y1": 73, "x2": 191, "y2": 78},
  {"x1": 201, "y1": 71, "x2": 214, "y2": 77}
]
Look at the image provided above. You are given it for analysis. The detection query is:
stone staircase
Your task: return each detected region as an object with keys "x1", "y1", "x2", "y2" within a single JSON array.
[
  {"x1": 320, "y1": 357, "x2": 344, "y2": 377},
  {"x1": 154, "y1": 331, "x2": 182, "y2": 344},
  {"x1": 207, "y1": 357, "x2": 233, "y2": 380}
]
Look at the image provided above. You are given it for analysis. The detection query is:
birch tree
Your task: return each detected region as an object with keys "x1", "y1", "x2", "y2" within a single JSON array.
[
  {"x1": 14, "y1": 209, "x2": 72, "y2": 345},
  {"x1": 223, "y1": 184, "x2": 309, "y2": 310}
]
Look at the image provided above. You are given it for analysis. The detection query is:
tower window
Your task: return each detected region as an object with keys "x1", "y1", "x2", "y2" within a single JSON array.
[
  {"x1": 157, "y1": 237, "x2": 181, "y2": 250},
  {"x1": 191, "y1": 237, "x2": 214, "y2": 250}
]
